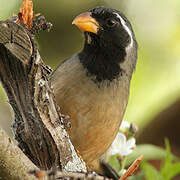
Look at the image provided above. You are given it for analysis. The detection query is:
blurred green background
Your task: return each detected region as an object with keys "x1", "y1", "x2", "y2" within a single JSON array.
[{"x1": 0, "y1": 0, "x2": 180, "y2": 155}]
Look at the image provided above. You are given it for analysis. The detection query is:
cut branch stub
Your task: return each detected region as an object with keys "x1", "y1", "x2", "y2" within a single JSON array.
[{"x1": 0, "y1": 20, "x2": 86, "y2": 172}]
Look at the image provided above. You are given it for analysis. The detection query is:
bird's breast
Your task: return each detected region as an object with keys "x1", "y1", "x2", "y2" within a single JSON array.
[{"x1": 51, "y1": 55, "x2": 130, "y2": 164}]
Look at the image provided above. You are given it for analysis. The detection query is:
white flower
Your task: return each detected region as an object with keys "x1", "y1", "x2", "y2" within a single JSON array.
[
  {"x1": 120, "y1": 121, "x2": 130, "y2": 132},
  {"x1": 111, "y1": 132, "x2": 136, "y2": 156}
]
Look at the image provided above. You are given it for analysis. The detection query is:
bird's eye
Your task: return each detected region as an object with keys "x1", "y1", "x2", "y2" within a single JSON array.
[{"x1": 106, "y1": 18, "x2": 117, "y2": 27}]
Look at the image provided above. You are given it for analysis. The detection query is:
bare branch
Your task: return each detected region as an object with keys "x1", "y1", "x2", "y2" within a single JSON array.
[
  {"x1": 0, "y1": 18, "x2": 86, "y2": 174},
  {"x1": 30, "y1": 169, "x2": 110, "y2": 180},
  {"x1": 0, "y1": 129, "x2": 38, "y2": 180}
]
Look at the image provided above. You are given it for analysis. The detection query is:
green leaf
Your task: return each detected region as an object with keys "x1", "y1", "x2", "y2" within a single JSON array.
[
  {"x1": 160, "y1": 139, "x2": 172, "y2": 179},
  {"x1": 141, "y1": 161, "x2": 163, "y2": 180},
  {"x1": 165, "y1": 163, "x2": 180, "y2": 180},
  {"x1": 165, "y1": 139, "x2": 172, "y2": 164},
  {"x1": 160, "y1": 139, "x2": 171, "y2": 179},
  {"x1": 160, "y1": 139, "x2": 180, "y2": 180},
  {"x1": 161, "y1": 162, "x2": 180, "y2": 180},
  {"x1": 126, "y1": 144, "x2": 178, "y2": 166}
]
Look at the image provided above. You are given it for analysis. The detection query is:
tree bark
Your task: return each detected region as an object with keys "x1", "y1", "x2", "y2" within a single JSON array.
[
  {"x1": 0, "y1": 19, "x2": 86, "y2": 175},
  {"x1": 0, "y1": 129, "x2": 38, "y2": 180}
]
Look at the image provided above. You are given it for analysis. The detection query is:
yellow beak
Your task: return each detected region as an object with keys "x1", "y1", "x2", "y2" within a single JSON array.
[{"x1": 72, "y1": 12, "x2": 99, "y2": 34}]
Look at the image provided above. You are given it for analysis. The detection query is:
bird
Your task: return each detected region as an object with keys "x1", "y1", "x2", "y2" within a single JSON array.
[{"x1": 50, "y1": 6, "x2": 138, "y2": 177}]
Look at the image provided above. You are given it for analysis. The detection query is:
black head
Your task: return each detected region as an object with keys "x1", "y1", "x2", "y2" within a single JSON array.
[
  {"x1": 73, "y1": 7, "x2": 138, "y2": 84},
  {"x1": 90, "y1": 7, "x2": 134, "y2": 50}
]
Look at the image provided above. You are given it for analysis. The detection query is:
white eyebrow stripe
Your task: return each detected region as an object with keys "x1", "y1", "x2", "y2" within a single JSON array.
[{"x1": 113, "y1": 12, "x2": 133, "y2": 48}]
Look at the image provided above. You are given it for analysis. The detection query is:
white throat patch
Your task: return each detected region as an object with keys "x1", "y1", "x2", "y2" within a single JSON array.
[{"x1": 113, "y1": 12, "x2": 133, "y2": 48}]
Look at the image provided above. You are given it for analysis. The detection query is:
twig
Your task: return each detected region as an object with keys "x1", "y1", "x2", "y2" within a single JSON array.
[{"x1": 120, "y1": 155, "x2": 143, "y2": 180}]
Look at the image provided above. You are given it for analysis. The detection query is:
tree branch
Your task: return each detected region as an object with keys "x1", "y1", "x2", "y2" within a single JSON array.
[
  {"x1": 0, "y1": 129, "x2": 37, "y2": 180},
  {"x1": 30, "y1": 170, "x2": 110, "y2": 180},
  {"x1": 0, "y1": 18, "x2": 86, "y2": 175}
]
